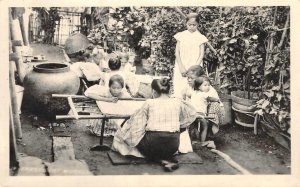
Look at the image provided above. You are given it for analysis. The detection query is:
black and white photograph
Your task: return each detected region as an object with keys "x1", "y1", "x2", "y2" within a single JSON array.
[{"x1": 1, "y1": 0, "x2": 300, "y2": 187}]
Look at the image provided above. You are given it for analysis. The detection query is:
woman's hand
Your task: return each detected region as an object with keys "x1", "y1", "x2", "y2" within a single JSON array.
[
  {"x1": 110, "y1": 97, "x2": 118, "y2": 103},
  {"x1": 180, "y1": 68, "x2": 187, "y2": 77}
]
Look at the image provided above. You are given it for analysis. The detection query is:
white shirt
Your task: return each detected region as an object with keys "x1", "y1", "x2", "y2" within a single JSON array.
[{"x1": 190, "y1": 91, "x2": 210, "y2": 114}]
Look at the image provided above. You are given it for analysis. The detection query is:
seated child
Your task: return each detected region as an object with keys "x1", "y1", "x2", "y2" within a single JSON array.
[
  {"x1": 118, "y1": 52, "x2": 136, "y2": 73},
  {"x1": 64, "y1": 34, "x2": 102, "y2": 83},
  {"x1": 100, "y1": 56, "x2": 126, "y2": 89},
  {"x1": 189, "y1": 76, "x2": 220, "y2": 144},
  {"x1": 100, "y1": 49, "x2": 115, "y2": 73},
  {"x1": 178, "y1": 65, "x2": 224, "y2": 152},
  {"x1": 84, "y1": 74, "x2": 131, "y2": 136}
]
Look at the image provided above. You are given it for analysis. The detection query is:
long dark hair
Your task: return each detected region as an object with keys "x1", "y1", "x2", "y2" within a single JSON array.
[{"x1": 151, "y1": 78, "x2": 170, "y2": 95}]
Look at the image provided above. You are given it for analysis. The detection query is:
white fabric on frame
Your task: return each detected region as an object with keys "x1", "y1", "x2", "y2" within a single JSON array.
[{"x1": 96, "y1": 100, "x2": 145, "y2": 115}]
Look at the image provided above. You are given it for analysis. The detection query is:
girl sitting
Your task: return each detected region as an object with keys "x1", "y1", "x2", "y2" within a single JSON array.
[
  {"x1": 84, "y1": 74, "x2": 131, "y2": 136},
  {"x1": 190, "y1": 76, "x2": 220, "y2": 144},
  {"x1": 182, "y1": 65, "x2": 225, "y2": 146}
]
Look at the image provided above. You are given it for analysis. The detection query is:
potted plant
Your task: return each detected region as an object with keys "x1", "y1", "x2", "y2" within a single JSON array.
[{"x1": 216, "y1": 7, "x2": 270, "y2": 127}]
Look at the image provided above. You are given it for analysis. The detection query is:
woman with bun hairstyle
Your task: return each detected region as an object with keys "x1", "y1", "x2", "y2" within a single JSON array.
[{"x1": 112, "y1": 78, "x2": 198, "y2": 172}]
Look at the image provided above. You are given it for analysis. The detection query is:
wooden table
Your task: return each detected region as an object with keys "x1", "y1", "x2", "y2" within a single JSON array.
[{"x1": 53, "y1": 94, "x2": 143, "y2": 151}]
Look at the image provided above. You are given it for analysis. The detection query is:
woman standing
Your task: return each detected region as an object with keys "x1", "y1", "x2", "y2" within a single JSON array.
[
  {"x1": 173, "y1": 13, "x2": 208, "y2": 97},
  {"x1": 112, "y1": 78, "x2": 198, "y2": 171}
]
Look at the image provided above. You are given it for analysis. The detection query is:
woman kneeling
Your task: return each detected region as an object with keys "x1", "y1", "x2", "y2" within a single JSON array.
[{"x1": 112, "y1": 78, "x2": 197, "y2": 172}]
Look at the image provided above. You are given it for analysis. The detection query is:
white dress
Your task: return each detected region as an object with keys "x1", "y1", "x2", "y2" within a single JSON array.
[{"x1": 173, "y1": 30, "x2": 208, "y2": 97}]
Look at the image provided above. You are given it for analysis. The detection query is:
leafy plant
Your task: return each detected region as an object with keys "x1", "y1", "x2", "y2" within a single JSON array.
[
  {"x1": 32, "y1": 7, "x2": 60, "y2": 44},
  {"x1": 255, "y1": 49, "x2": 290, "y2": 133},
  {"x1": 255, "y1": 7, "x2": 290, "y2": 134},
  {"x1": 140, "y1": 7, "x2": 186, "y2": 77},
  {"x1": 87, "y1": 7, "x2": 148, "y2": 53}
]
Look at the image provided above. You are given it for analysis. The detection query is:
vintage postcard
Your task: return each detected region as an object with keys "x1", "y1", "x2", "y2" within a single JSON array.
[{"x1": 1, "y1": 0, "x2": 300, "y2": 187}]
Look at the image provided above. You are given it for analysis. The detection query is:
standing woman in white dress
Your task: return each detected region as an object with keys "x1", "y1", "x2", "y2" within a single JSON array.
[{"x1": 173, "y1": 13, "x2": 208, "y2": 97}]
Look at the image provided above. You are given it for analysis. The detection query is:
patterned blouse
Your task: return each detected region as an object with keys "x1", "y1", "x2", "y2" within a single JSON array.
[{"x1": 114, "y1": 97, "x2": 198, "y2": 147}]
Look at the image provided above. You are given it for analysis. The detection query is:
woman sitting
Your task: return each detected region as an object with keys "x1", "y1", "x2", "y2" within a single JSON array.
[
  {"x1": 183, "y1": 65, "x2": 225, "y2": 145},
  {"x1": 112, "y1": 78, "x2": 198, "y2": 172}
]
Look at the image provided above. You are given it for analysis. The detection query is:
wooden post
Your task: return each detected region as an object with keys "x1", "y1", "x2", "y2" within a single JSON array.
[
  {"x1": 9, "y1": 105, "x2": 19, "y2": 169},
  {"x1": 9, "y1": 58, "x2": 23, "y2": 139},
  {"x1": 9, "y1": 8, "x2": 26, "y2": 84},
  {"x1": 18, "y1": 15, "x2": 29, "y2": 46}
]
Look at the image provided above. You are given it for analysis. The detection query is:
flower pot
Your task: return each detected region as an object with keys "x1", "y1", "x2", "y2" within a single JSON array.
[
  {"x1": 231, "y1": 91, "x2": 257, "y2": 127},
  {"x1": 231, "y1": 91, "x2": 257, "y2": 112},
  {"x1": 23, "y1": 62, "x2": 80, "y2": 118}
]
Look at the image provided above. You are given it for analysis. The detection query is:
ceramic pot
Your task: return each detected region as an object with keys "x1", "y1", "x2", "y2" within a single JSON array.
[{"x1": 23, "y1": 63, "x2": 80, "y2": 118}]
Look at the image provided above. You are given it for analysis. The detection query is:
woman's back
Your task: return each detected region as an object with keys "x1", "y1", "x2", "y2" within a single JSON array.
[{"x1": 145, "y1": 98, "x2": 182, "y2": 132}]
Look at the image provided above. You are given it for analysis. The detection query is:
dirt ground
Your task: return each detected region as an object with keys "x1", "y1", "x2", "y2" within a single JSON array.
[
  {"x1": 17, "y1": 113, "x2": 290, "y2": 175},
  {"x1": 15, "y1": 43, "x2": 291, "y2": 175}
]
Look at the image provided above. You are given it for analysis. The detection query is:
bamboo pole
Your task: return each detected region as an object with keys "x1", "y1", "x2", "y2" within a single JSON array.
[
  {"x1": 211, "y1": 149, "x2": 252, "y2": 174},
  {"x1": 174, "y1": 7, "x2": 187, "y2": 20},
  {"x1": 278, "y1": 12, "x2": 290, "y2": 49},
  {"x1": 52, "y1": 94, "x2": 147, "y2": 101},
  {"x1": 265, "y1": 7, "x2": 277, "y2": 71},
  {"x1": 56, "y1": 114, "x2": 213, "y2": 120},
  {"x1": 18, "y1": 15, "x2": 29, "y2": 46}
]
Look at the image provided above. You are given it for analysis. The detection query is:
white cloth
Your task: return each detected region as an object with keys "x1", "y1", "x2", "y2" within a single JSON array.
[
  {"x1": 190, "y1": 91, "x2": 210, "y2": 114},
  {"x1": 123, "y1": 63, "x2": 136, "y2": 73},
  {"x1": 183, "y1": 85, "x2": 220, "y2": 100},
  {"x1": 178, "y1": 130, "x2": 193, "y2": 153},
  {"x1": 70, "y1": 62, "x2": 102, "y2": 81},
  {"x1": 173, "y1": 30, "x2": 208, "y2": 97}
]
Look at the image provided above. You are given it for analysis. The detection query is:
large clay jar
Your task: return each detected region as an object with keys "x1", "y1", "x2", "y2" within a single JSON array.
[{"x1": 23, "y1": 63, "x2": 80, "y2": 118}]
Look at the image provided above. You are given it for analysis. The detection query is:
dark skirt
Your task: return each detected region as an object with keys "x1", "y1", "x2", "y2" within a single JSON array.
[{"x1": 137, "y1": 131, "x2": 180, "y2": 161}]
